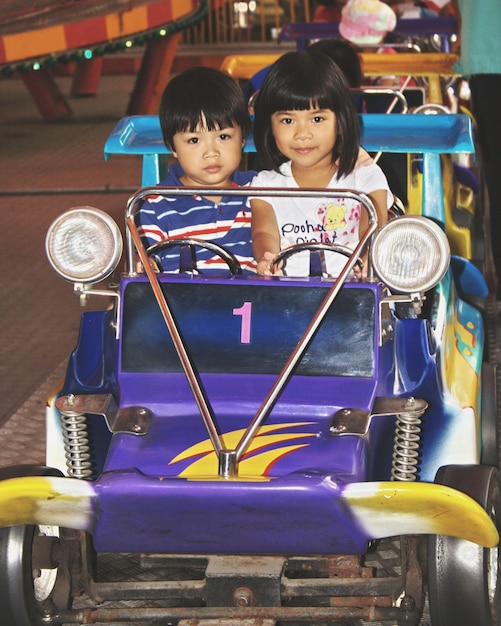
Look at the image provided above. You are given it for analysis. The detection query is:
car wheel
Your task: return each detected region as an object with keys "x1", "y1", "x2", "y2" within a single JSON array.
[
  {"x1": 428, "y1": 465, "x2": 501, "y2": 626},
  {"x1": 481, "y1": 362, "x2": 499, "y2": 468},
  {"x1": 0, "y1": 524, "x2": 69, "y2": 626}
]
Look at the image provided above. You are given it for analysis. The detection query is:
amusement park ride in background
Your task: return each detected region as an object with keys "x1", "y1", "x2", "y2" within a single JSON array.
[{"x1": 0, "y1": 0, "x2": 208, "y2": 120}]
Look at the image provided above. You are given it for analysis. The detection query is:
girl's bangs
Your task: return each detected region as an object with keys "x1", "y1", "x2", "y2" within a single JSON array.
[{"x1": 274, "y1": 78, "x2": 336, "y2": 112}]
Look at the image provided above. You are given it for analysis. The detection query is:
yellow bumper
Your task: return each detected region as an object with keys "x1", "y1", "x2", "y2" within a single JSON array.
[
  {"x1": 0, "y1": 477, "x2": 496, "y2": 549},
  {"x1": 343, "y1": 481, "x2": 499, "y2": 548}
]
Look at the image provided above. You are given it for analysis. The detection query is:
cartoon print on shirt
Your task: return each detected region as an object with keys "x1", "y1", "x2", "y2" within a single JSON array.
[
  {"x1": 347, "y1": 204, "x2": 361, "y2": 236},
  {"x1": 280, "y1": 199, "x2": 362, "y2": 248},
  {"x1": 324, "y1": 202, "x2": 347, "y2": 232}
]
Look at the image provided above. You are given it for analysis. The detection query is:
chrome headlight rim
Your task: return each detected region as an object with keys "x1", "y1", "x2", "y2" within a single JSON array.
[
  {"x1": 370, "y1": 215, "x2": 450, "y2": 294},
  {"x1": 45, "y1": 207, "x2": 123, "y2": 284}
]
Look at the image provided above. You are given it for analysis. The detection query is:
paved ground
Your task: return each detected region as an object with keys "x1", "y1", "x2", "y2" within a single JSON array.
[
  {"x1": 0, "y1": 42, "x2": 283, "y2": 433},
  {"x1": 0, "y1": 71, "x2": 142, "y2": 433}
]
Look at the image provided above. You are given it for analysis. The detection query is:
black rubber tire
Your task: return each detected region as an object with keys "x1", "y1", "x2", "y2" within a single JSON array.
[
  {"x1": 481, "y1": 362, "x2": 500, "y2": 467},
  {"x1": 0, "y1": 525, "x2": 41, "y2": 626},
  {"x1": 428, "y1": 465, "x2": 501, "y2": 626},
  {"x1": 0, "y1": 524, "x2": 66, "y2": 626}
]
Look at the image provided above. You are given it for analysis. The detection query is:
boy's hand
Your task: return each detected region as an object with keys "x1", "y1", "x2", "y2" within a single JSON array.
[{"x1": 136, "y1": 257, "x2": 160, "y2": 273}]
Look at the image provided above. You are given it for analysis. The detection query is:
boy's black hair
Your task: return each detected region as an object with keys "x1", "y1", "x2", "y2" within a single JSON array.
[
  {"x1": 159, "y1": 67, "x2": 251, "y2": 150},
  {"x1": 253, "y1": 51, "x2": 361, "y2": 178}
]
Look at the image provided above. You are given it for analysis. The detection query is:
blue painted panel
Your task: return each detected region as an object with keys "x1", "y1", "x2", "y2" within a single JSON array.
[
  {"x1": 120, "y1": 280, "x2": 375, "y2": 377},
  {"x1": 92, "y1": 469, "x2": 370, "y2": 554},
  {"x1": 105, "y1": 114, "x2": 474, "y2": 185}
]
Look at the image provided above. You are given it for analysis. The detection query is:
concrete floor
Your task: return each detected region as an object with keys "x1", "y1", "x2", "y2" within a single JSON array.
[{"x1": 0, "y1": 71, "x2": 143, "y2": 430}]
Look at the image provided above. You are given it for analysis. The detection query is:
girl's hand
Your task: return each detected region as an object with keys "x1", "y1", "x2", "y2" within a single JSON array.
[
  {"x1": 257, "y1": 251, "x2": 283, "y2": 276},
  {"x1": 352, "y1": 252, "x2": 367, "y2": 279},
  {"x1": 353, "y1": 250, "x2": 369, "y2": 278},
  {"x1": 352, "y1": 262, "x2": 366, "y2": 279}
]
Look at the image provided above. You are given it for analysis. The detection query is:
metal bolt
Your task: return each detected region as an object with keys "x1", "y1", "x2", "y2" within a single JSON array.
[{"x1": 233, "y1": 586, "x2": 253, "y2": 607}]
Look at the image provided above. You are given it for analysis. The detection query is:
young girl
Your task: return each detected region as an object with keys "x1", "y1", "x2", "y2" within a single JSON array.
[{"x1": 250, "y1": 51, "x2": 393, "y2": 277}]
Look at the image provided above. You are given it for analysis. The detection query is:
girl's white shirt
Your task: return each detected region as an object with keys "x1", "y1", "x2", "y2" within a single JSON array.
[{"x1": 251, "y1": 160, "x2": 393, "y2": 277}]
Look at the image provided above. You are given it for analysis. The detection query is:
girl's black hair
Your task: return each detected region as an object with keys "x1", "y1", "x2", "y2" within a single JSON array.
[
  {"x1": 159, "y1": 67, "x2": 251, "y2": 149},
  {"x1": 253, "y1": 51, "x2": 361, "y2": 178}
]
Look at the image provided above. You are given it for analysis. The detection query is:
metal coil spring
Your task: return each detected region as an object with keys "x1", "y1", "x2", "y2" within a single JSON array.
[
  {"x1": 391, "y1": 405, "x2": 424, "y2": 482},
  {"x1": 60, "y1": 410, "x2": 93, "y2": 479}
]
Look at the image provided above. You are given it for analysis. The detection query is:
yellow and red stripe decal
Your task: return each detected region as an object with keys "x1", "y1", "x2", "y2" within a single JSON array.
[{"x1": 169, "y1": 422, "x2": 317, "y2": 479}]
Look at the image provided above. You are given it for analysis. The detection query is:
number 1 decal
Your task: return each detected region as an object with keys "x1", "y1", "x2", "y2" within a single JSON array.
[{"x1": 233, "y1": 301, "x2": 252, "y2": 344}]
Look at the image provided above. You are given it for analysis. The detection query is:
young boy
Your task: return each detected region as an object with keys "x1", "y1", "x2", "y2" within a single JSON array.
[{"x1": 137, "y1": 67, "x2": 257, "y2": 273}]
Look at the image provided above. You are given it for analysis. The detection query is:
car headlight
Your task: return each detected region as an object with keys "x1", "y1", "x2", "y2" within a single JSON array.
[
  {"x1": 45, "y1": 207, "x2": 123, "y2": 283},
  {"x1": 370, "y1": 216, "x2": 450, "y2": 294}
]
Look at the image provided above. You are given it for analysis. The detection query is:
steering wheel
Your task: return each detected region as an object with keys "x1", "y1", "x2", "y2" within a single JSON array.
[
  {"x1": 146, "y1": 237, "x2": 243, "y2": 275},
  {"x1": 271, "y1": 242, "x2": 364, "y2": 276}
]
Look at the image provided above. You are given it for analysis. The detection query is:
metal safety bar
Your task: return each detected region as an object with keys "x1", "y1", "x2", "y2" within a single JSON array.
[{"x1": 125, "y1": 186, "x2": 378, "y2": 477}]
